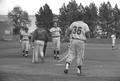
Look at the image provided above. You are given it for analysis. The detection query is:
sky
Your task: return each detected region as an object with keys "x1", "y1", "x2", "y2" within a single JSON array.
[{"x1": 0, "y1": 0, "x2": 120, "y2": 15}]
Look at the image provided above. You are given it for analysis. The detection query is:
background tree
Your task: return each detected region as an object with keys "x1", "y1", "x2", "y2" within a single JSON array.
[
  {"x1": 98, "y1": 2, "x2": 113, "y2": 37},
  {"x1": 59, "y1": 0, "x2": 83, "y2": 35},
  {"x1": 112, "y1": 4, "x2": 120, "y2": 38},
  {"x1": 8, "y1": 6, "x2": 31, "y2": 34},
  {"x1": 84, "y1": 3, "x2": 98, "y2": 37},
  {"x1": 58, "y1": 0, "x2": 120, "y2": 38},
  {"x1": 77, "y1": 3, "x2": 85, "y2": 20},
  {"x1": 35, "y1": 4, "x2": 53, "y2": 30},
  {"x1": 59, "y1": 3, "x2": 68, "y2": 35}
]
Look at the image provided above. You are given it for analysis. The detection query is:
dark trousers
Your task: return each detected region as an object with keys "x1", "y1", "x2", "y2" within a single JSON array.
[{"x1": 43, "y1": 41, "x2": 47, "y2": 56}]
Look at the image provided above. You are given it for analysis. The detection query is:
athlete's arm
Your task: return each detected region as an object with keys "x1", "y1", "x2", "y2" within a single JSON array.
[
  {"x1": 85, "y1": 31, "x2": 90, "y2": 38},
  {"x1": 31, "y1": 30, "x2": 37, "y2": 42},
  {"x1": 49, "y1": 28, "x2": 53, "y2": 33},
  {"x1": 65, "y1": 27, "x2": 72, "y2": 37},
  {"x1": 28, "y1": 33, "x2": 32, "y2": 40},
  {"x1": 85, "y1": 23, "x2": 90, "y2": 38},
  {"x1": 20, "y1": 35, "x2": 23, "y2": 40},
  {"x1": 59, "y1": 28, "x2": 62, "y2": 34},
  {"x1": 62, "y1": 27, "x2": 72, "y2": 42}
]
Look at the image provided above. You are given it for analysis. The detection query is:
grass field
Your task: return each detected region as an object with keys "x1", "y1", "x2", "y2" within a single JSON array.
[{"x1": 0, "y1": 40, "x2": 120, "y2": 81}]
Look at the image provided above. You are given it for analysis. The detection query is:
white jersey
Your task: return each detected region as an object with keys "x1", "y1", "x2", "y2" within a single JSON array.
[
  {"x1": 50, "y1": 27, "x2": 61, "y2": 37},
  {"x1": 111, "y1": 34, "x2": 116, "y2": 40},
  {"x1": 20, "y1": 29, "x2": 30, "y2": 40},
  {"x1": 69, "y1": 21, "x2": 89, "y2": 40}
]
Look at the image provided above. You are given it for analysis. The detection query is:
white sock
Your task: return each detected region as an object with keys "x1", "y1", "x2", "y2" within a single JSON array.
[{"x1": 65, "y1": 63, "x2": 69, "y2": 70}]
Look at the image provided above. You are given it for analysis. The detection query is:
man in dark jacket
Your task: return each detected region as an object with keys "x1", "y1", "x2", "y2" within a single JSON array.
[{"x1": 32, "y1": 25, "x2": 49, "y2": 63}]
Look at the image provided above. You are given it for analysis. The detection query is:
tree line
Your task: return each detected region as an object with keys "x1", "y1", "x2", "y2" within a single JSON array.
[{"x1": 8, "y1": 0, "x2": 120, "y2": 38}]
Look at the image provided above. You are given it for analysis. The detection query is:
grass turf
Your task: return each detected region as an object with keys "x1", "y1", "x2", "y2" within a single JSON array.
[{"x1": 0, "y1": 40, "x2": 120, "y2": 81}]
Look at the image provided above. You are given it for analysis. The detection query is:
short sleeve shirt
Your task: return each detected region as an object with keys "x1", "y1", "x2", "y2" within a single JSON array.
[
  {"x1": 50, "y1": 27, "x2": 61, "y2": 37},
  {"x1": 69, "y1": 21, "x2": 90, "y2": 40}
]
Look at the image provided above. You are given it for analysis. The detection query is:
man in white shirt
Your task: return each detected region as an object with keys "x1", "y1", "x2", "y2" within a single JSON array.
[
  {"x1": 111, "y1": 34, "x2": 116, "y2": 50},
  {"x1": 64, "y1": 21, "x2": 90, "y2": 75},
  {"x1": 20, "y1": 27, "x2": 30, "y2": 57},
  {"x1": 50, "y1": 22, "x2": 62, "y2": 60}
]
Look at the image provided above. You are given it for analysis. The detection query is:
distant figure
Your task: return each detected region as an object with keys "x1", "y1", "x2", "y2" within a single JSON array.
[
  {"x1": 63, "y1": 20, "x2": 90, "y2": 75},
  {"x1": 20, "y1": 27, "x2": 31, "y2": 57},
  {"x1": 32, "y1": 25, "x2": 49, "y2": 63},
  {"x1": 111, "y1": 34, "x2": 116, "y2": 50},
  {"x1": 50, "y1": 22, "x2": 62, "y2": 60}
]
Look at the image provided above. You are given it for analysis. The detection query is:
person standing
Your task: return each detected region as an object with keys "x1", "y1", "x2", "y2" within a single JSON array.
[
  {"x1": 20, "y1": 27, "x2": 30, "y2": 57},
  {"x1": 64, "y1": 20, "x2": 90, "y2": 75},
  {"x1": 50, "y1": 22, "x2": 62, "y2": 60},
  {"x1": 32, "y1": 25, "x2": 49, "y2": 63},
  {"x1": 111, "y1": 33, "x2": 116, "y2": 50}
]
